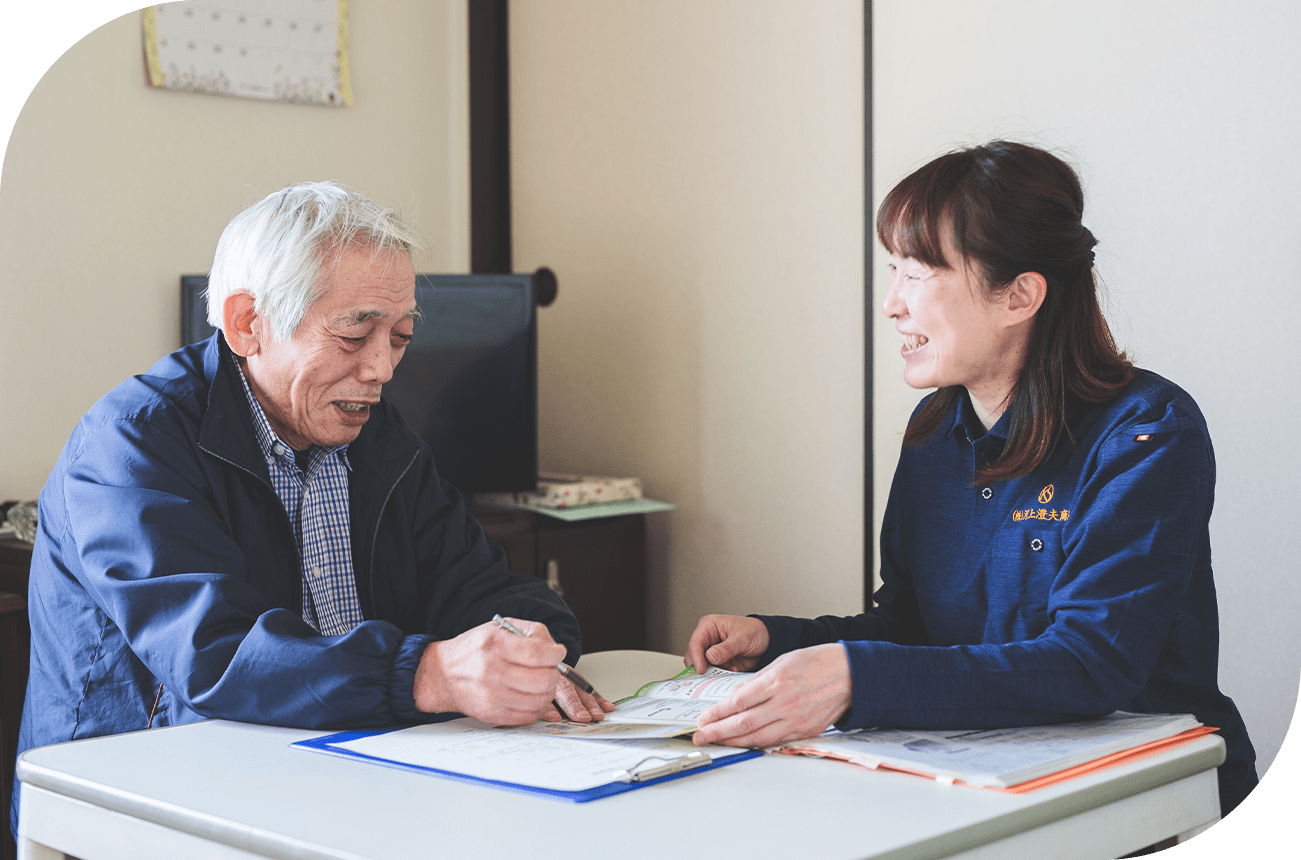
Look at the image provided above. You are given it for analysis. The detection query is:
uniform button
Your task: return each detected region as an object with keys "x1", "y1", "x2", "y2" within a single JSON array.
[
  {"x1": 1030, "y1": 538, "x2": 1044, "y2": 552},
  {"x1": 273, "y1": 444, "x2": 287, "y2": 457},
  {"x1": 981, "y1": 487, "x2": 993, "y2": 500},
  {"x1": 310, "y1": 566, "x2": 324, "y2": 579}
]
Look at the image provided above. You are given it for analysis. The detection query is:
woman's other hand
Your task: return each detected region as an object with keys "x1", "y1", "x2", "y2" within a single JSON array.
[
  {"x1": 684, "y1": 614, "x2": 771, "y2": 674},
  {"x1": 691, "y1": 643, "x2": 852, "y2": 748}
]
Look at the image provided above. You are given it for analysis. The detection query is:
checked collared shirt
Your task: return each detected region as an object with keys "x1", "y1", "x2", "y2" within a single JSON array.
[{"x1": 234, "y1": 357, "x2": 364, "y2": 635}]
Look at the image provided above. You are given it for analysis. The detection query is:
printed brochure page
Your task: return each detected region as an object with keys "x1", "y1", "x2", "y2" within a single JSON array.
[
  {"x1": 534, "y1": 666, "x2": 755, "y2": 738},
  {"x1": 604, "y1": 666, "x2": 754, "y2": 727}
]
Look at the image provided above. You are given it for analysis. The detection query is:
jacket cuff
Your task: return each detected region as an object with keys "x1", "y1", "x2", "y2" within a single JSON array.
[
  {"x1": 751, "y1": 614, "x2": 813, "y2": 668},
  {"x1": 833, "y1": 640, "x2": 865, "y2": 730},
  {"x1": 388, "y1": 634, "x2": 435, "y2": 723}
]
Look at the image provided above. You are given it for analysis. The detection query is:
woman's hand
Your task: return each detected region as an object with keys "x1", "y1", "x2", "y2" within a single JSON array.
[
  {"x1": 684, "y1": 614, "x2": 771, "y2": 674},
  {"x1": 691, "y1": 643, "x2": 852, "y2": 748}
]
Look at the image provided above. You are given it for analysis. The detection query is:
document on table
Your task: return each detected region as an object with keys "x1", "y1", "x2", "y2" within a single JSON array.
[{"x1": 294, "y1": 717, "x2": 760, "y2": 800}]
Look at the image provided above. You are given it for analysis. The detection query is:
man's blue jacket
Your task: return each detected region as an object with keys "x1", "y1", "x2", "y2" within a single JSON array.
[{"x1": 12, "y1": 334, "x2": 579, "y2": 830}]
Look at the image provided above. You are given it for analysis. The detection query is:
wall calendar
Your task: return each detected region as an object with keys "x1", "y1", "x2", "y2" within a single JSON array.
[{"x1": 142, "y1": 1, "x2": 352, "y2": 106}]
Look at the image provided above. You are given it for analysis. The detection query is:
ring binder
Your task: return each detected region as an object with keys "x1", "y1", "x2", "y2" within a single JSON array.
[{"x1": 613, "y1": 750, "x2": 712, "y2": 783}]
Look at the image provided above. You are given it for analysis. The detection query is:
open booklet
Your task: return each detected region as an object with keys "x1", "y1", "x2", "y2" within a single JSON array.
[
  {"x1": 777, "y1": 711, "x2": 1216, "y2": 791},
  {"x1": 538, "y1": 665, "x2": 755, "y2": 739}
]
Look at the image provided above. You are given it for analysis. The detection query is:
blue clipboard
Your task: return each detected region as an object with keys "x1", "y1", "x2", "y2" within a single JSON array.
[{"x1": 292, "y1": 728, "x2": 762, "y2": 802}]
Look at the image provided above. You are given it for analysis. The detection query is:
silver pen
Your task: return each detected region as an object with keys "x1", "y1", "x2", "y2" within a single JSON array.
[{"x1": 492, "y1": 614, "x2": 603, "y2": 698}]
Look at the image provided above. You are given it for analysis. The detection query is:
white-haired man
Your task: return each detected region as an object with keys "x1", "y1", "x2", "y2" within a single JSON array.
[{"x1": 13, "y1": 182, "x2": 610, "y2": 831}]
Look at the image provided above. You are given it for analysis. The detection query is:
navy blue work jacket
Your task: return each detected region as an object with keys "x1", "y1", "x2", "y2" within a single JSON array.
[
  {"x1": 13, "y1": 334, "x2": 579, "y2": 830},
  {"x1": 759, "y1": 370, "x2": 1257, "y2": 816}
]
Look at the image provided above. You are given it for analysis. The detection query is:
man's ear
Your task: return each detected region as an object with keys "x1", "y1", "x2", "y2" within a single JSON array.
[
  {"x1": 1005, "y1": 271, "x2": 1047, "y2": 325},
  {"x1": 222, "y1": 293, "x2": 261, "y2": 357}
]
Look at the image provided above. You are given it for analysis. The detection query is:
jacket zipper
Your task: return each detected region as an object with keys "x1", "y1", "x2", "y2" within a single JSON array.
[
  {"x1": 200, "y1": 440, "x2": 420, "y2": 616},
  {"x1": 369, "y1": 449, "x2": 421, "y2": 610}
]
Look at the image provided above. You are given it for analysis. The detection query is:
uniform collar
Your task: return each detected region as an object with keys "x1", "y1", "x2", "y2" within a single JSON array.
[
  {"x1": 947, "y1": 389, "x2": 1012, "y2": 445},
  {"x1": 944, "y1": 386, "x2": 1088, "y2": 455}
]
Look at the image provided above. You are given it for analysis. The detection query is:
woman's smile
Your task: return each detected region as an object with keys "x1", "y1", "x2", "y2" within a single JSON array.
[{"x1": 900, "y1": 332, "x2": 929, "y2": 354}]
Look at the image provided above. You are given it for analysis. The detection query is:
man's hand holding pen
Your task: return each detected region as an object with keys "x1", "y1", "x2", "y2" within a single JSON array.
[
  {"x1": 413, "y1": 617, "x2": 615, "y2": 726},
  {"x1": 492, "y1": 614, "x2": 616, "y2": 723}
]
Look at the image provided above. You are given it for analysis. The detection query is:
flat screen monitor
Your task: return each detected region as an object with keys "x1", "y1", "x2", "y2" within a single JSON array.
[{"x1": 180, "y1": 273, "x2": 539, "y2": 494}]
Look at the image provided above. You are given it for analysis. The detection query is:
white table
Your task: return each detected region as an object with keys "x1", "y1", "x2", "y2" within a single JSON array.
[{"x1": 16, "y1": 651, "x2": 1224, "y2": 860}]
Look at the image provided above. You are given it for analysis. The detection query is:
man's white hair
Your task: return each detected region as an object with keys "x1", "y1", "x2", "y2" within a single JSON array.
[{"x1": 206, "y1": 181, "x2": 428, "y2": 342}]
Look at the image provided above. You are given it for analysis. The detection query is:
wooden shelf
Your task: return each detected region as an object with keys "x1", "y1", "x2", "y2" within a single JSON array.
[
  {"x1": 0, "y1": 538, "x2": 31, "y2": 860},
  {"x1": 471, "y1": 504, "x2": 647, "y2": 654}
]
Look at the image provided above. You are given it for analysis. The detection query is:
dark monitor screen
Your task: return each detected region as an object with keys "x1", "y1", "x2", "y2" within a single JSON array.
[
  {"x1": 180, "y1": 273, "x2": 539, "y2": 494},
  {"x1": 180, "y1": 274, "x2": 216, "y2": 346}
]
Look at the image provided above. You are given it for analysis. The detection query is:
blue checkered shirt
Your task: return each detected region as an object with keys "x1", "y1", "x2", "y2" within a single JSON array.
[{"x1": 234, "y1": 358, "x2": 364, "y2": 636}]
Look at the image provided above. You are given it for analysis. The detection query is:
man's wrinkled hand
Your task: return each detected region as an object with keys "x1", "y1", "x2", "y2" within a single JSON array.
[
  {"x1": 414, "y1": 618, "x2": 567, "y2": 725},
  {"x1": 542, "y1": 676, "x2": 617, "y2": 723}
]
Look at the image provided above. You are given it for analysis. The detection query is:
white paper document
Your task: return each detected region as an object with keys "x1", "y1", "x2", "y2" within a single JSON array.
[{"x1": 332, "y1": 718, "x2": 738, "y2": 792}]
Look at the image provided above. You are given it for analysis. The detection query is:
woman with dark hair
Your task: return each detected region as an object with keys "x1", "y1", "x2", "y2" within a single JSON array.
[{"x1": 685, "y1": 140, "x2": 1257, "y2": 817}]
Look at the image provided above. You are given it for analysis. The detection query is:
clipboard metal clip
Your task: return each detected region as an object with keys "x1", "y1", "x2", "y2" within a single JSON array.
[{"x1": 613, "y1": 750, "x2": 713, "y2": 784}]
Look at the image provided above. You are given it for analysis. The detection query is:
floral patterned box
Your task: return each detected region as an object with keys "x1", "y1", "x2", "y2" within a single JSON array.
[{"x1": 479, "y1": 473, "x2": 644, "y2": 509}]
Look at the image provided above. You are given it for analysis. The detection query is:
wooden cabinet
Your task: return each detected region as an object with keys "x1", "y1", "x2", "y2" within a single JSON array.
[
  {"x1": 471, "y1": 504, "x2": 647, "y2": 655},
  {"x1": 0, "y1": 539, "x2": 30, "y2": 599},
  {"x1": 0, "y1": 538, "x2": 31, "y2": 860}
]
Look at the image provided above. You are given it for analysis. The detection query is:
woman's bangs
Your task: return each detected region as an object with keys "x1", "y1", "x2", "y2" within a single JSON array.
[{"x1": 876, "y1": 184, "x2": 951, "y2": 270}]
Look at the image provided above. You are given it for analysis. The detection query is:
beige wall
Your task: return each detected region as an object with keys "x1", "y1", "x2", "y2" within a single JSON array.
[
  {"x1": 0, "y1": 1, "x2": 469, "y2": 498},
  {"x1": 510, "y1": 0, "x2": 866, "y2": 653},
  {"x1": 873, "y1": 0, "x2": 1300, "y2": 834}
]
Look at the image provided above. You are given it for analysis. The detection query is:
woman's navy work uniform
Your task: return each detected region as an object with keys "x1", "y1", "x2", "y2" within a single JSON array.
[{"x1": 757, "y1": 369, "x2": 1257, "y2": 816}]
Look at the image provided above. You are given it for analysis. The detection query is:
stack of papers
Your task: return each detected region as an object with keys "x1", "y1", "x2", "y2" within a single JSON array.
[{"x1": 778, "y1": 712, "x2": 1214, "y2": 790}]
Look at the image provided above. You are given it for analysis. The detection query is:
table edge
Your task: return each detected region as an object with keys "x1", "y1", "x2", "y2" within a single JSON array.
[{"x1": 16, "y1": 727, "x2": 1226, "y2": 860}]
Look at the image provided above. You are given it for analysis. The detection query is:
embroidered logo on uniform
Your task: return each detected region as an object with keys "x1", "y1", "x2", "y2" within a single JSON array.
[
  {"x1": 1013, "y1": 484, "x2": 1068, "y2": 523},
  {"x1": 1135, "y1": 434, "x2": 1151, "y2": 442},
  {"x1": 1013, "y1": 508, "x2": 1070, "y2": 522}
]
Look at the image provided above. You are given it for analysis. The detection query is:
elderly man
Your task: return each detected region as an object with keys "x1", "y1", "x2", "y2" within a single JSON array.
[{"x1": 12, "y1": 182, "x2": 609, "y2": 829}]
